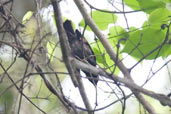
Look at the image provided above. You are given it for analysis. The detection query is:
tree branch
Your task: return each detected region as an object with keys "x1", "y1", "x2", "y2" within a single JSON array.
[
  {"x1": 73, "y1": 0, "x2": 158, "y2": 113},
  {"x1": 51, "y1": 0, "x2": 78, "y2": 87},
  {"x1": 51, "y1": 0, "x2": 94, "y2": 113},
  {"x1": 70, "y1": 57, "x2": 171, "y2": 107}
]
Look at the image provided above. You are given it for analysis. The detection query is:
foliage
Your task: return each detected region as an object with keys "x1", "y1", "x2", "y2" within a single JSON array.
[
  {"x1": 82, "y1": 1, "x2": 171, "y2": 63},
  {"x1": 80, "y1": 9, "x2": 117, "y2": 30},
  {"x1": 71, "y1": 0, "x2": 171, "y2": 78}
]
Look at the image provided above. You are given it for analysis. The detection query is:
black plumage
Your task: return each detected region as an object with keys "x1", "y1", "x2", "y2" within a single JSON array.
[{"x1": 63, "y1": 20, "x2": 99, "y2": 85}]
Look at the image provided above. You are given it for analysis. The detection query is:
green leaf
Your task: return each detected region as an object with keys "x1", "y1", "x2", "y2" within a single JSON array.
[
  {"x1": 164, "y1": 0, "x2": 171, "y2": 3},
  {"x1": 92, "y1": 40, "x2": 120, "y2": 74},
  {"x1": 124, "y1": 0, "x2": 140, "y2": 10},
  {"x1": 22, "y1": 11, "x2": 33, "y2": 24},
  {"x1": 152, "y1": 0, "x2": 166, "y2": 2},
  {"x1": 80, "y1": 10, "x2": 117, "y2": 31},
  {"x1": 142, "y1": 21, "x2": 149, "y2": 27},
  {"x1": 137, "y1": 0, "x2": 166, "y2": 14},
  {"x1": 93, "y1": 47, "x2": 104, "y2": 64},
  {"x1": 148, "y1": 8, "x2": 171, "y2": 25},
  {"x1": 129, "y1": 27, "x2": 138, "y2": 31},
  {"x1": 162, "y1": 45, "x2": 171, "y2": 57},
  {"x1": 122, "y1": 28, "x2": 167, "y2": 59},
  {"x1": 152, "y1": 0, "x2": 171, "y2": 3},
  {"x1": 109, "y1": 26, "x2": 128, "y2": 44}
]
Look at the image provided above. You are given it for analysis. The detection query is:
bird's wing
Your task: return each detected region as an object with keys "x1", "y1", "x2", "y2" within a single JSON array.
[{"x1": 75, "y1": 29, "x2": 96, "y2": 66}]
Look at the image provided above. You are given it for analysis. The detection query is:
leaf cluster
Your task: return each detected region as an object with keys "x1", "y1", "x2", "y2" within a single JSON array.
[{"x1": 79, "y1": 0, "x2": 171, "y2": 70}]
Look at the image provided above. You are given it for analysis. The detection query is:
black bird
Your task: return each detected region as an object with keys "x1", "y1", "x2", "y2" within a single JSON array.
[{"x1": 63, "y1": 20, "x2": 99, "y2": 85}]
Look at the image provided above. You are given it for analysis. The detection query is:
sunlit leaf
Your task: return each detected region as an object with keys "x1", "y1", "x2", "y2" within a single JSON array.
[
  {"x1": 148, "y1": 8, "x2": 171, "y2": 25},
  {"x1": 93, "y1": 47, "x2": 104, "y2": 64},
  {"x1": 92, "y1": 40, "x2": 120, "y2": 74},
  {"x1": 22, "y1": 11, "x2": 33, "y2": 24},
  {"x1": 164, "y1": 0, "x2": 171, "y2": 3},
  {"x1": 122, "y1": 28, "x2": 168, "y2": 59},
  {"x1": 109, "y1": 26, "x2": 128, "y2": 44},
  {"x1": 124, "y1": 0, "x2": 140, "y2": 10},
  {"x1": 80, "y1": 10, "x2": 117, "y2": 31},
  {"x1": 137, "y1": 0, "x2": 166, "y2": 14}
]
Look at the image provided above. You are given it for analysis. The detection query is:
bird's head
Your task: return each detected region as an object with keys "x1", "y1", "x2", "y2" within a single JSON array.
[{"x1": 63, "y1": 20, "x2": 77, "y2": 43}]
